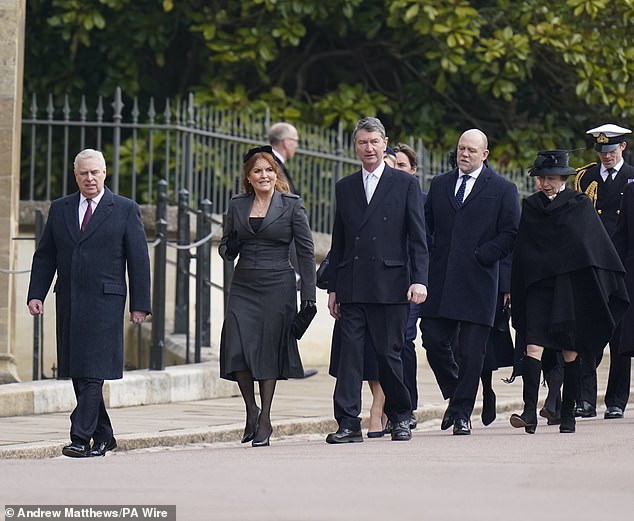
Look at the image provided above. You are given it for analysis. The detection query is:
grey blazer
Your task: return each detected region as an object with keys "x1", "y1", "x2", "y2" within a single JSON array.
[{"x1": 219, "y1": 190, "x2": 316, "y2": 302}]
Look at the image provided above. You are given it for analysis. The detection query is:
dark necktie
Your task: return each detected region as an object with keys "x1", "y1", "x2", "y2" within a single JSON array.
[
  {"x1": 81, "y1": 199, "x2": 93, "y2": 232},
  {"x1": 605, "y1": 168, "x2": 615, "y2": 187},
  {"x1": 456, "y1": 175, "x2": 470, "y2": 207}
]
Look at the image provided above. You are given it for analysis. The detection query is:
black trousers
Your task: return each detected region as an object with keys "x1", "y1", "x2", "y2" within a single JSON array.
[
  {"x1": 403, "y1": 302, "x2": 421, "y2": 410},
  {"x1": 70, "y1": 378, "x2": 113, "y2": 444},
  {"x1": 333, "y1": 303, "x2": 411, "y2": 431},
  {"x1": 421, "y1": 317, "x2": 490, "y2": 421},
  {"x1": 578, "y1": 324, "x2": 631, "y2": 410}
]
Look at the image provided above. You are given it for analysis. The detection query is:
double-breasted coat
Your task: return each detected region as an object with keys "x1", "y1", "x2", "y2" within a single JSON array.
[
  {"x1": 327, "y1": 165, "x2": 428, "y2": 302},
  {"x1": 575, "y1": 162, "x2": 634, "y2": 236},
  {"x1": 27, "y1": 188, "x2": 151, "y2": 380},
  {"x1": 421, "y1": 166, "x2": 520, "y2": 327}
]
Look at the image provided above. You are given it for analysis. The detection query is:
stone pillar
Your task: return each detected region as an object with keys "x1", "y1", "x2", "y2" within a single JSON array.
[{"x1": 0, "y1": 0, "x2": 25, "y2": 383}]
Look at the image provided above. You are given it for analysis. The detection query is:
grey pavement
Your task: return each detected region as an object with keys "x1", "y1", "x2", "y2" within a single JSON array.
[{"x1": 0, "y1": 356, "x2": 628, "y2": 459}]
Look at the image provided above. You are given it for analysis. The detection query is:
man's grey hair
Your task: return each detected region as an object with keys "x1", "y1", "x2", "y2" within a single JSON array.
[
  {"x1": 74, "y1": 148, "x2": 106, "y2": 171},
  {"x1": 353, "y1": 117, "x2": 386, "y2": 140},
  {"x1": 268, "y1": 122, "x2": 298, "y2": 146}
]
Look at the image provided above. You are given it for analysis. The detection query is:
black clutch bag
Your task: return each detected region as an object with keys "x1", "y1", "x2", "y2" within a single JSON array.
[
  {"x1": 292, "y1": 303, "x2": 317, "y2": 340},
  {"x1": 496, "y1": 300, "x2": 511, "y2": 332}
]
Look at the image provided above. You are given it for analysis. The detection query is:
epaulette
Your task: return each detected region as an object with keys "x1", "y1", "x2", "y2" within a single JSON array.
[
  {"x1": 281, "y1": 192, "x2": 300, "y2": 199},
  {"x1": 574, "y1": 162, "x2": 598, "y2": 192},
  {"x1": 575, "y1": 162, "x2": 597, "y2": 174}
]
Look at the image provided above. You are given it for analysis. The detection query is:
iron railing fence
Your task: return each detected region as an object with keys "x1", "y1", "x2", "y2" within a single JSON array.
[{"x1": 21, "y1": 87, "x2": 530, "y2": 236}]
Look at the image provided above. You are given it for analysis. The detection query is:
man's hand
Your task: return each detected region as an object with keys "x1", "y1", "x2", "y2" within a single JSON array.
[
  {"x1": 407, "y1": 283, "x2": 428, "y2": 304},
  {"x1": 28, "y1": 299, "x2": 44, "y2": 316},
  {"x1": 130, "y1": 311, "x2": 148, "y2": 324},
  {"x1": 328, "y1": 292, "x2": 340, "y2": 320}
]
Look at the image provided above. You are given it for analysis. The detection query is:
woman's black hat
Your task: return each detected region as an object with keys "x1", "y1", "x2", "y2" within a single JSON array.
[{"x1": 528, "y1": 150, "x2": 576, "y2": 177}]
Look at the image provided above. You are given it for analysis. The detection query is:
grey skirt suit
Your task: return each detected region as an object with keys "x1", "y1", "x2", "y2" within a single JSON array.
[{"x1": 219, "y1": 190, "x2": 316, "y2": 381}]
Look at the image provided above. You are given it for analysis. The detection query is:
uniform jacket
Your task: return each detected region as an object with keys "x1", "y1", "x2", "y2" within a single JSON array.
[
  {"x1": 219, "y1": 190, "x2": 316, "y2": 302},
  {"x1": 611, "y1": 181, "x2": 634, "y2": 356},
  {"x1": 27, "y1": 188, "x2": 151, "y2": 380},
  {"x1": 421, "y1": 165, "x2": 520, "y2": 326},
  {"x1": 327, "y1": 164, "x2": 428, "y2": 304},
  {"x1": 575, "y1": 162, "x2": 634, "y2": 236}
]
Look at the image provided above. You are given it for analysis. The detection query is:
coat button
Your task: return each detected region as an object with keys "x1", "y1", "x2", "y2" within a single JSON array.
[
  {"x1": 598, "y1": 209, "x2": 603, "y2": 215},
  {"x1": 354, "y1": 255, "x2": 359, "y2": 260}
]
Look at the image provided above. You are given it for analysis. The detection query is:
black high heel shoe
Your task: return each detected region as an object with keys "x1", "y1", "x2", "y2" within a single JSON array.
[
  {"x1": 241, "y1": 408, "x2": 261, "y2": 444},
  {"x1": 252, "y1": 424, "x2": 272, "y2": 447}
]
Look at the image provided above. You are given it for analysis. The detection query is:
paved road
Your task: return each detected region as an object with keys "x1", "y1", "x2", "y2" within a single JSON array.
[{"x1": 2, "y1": 413, "x2": 633, "y2": 521}]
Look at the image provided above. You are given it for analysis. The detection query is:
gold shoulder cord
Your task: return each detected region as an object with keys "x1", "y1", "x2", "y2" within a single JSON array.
[{"x1": 574, "y1": 163, "x2": 598, "y2": 208}]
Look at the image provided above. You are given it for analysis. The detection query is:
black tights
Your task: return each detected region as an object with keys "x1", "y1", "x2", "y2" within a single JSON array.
[{"x1": 234, "y1": 371, "x2": 276, "y2": 438}]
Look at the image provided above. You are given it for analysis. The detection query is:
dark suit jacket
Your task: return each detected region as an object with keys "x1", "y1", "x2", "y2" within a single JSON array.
[
  {"x1": 612, "y1": 181, "x2": 634, "y2": 356},
  {"x1": 421, "y1": 166, "x2": 520, "y2": 326},
  {"x1": 27, "y1": 188, "x2": 151, "y2": 380},
  {"x1": 219, "y1": 190, "x2": 316, "y2": 302},
  {"x1": 327, "y1": 165, "x2": 428, "y2": 304},
  {"x1": 575, "y1": 162, "x2": 634, "y2": 236}
]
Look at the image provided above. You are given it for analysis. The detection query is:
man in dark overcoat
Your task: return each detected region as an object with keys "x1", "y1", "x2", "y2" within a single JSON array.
[
  {"x1": 27, "y1": 148, "x2": 151, "y2": 457},
  {"x1": 326, "y1": 116, "x2": 428, "y2": 443},
  {"x1": 420, "y1": 129, "x2": 520, "y2": 435},
  {"x1": 574, "y1": 124, "x2": 634, "y2": 419}
]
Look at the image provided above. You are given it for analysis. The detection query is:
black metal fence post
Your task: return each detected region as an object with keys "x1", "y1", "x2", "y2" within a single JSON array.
[
  {"x1": 222, "y1": 213, "x2": 234, "y2": 312},
  {"x1": 150, "y1": 179, "x2": 168, "y2": 370},
  {"x1": 195, "y1": 199, "x2": 212, "y2": 362},
  {"x1": 32, "y1": 209, "x2": 44, "y2": 380},
  {"x1": 173, "y1": 189, "x2": 190, "y2": 335}
]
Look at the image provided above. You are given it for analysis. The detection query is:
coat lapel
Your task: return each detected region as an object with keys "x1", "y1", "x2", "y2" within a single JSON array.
[
  {"x1": 461, "y1": 166, "x2": 491, "y2": 207},
  {"x1": 80, "y1": 188, "x2": 115, "y2": 241},
  {"x1": 258, "y1": 190, "x2": 287, "y2": 233},
  {"x1": 233, "y1": 194, "x2": 255, "y2": 234},
  {"x1": 63, "y1": 192, "x2": 82, "y2": 242}
]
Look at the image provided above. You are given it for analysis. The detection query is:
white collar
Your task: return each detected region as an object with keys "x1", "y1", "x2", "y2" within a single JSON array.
[{"x1": 362, "y1": 162, "x2": 386, "y2": 180}]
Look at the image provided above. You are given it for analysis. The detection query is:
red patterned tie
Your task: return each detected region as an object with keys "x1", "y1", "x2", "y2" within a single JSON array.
[{"x1": 81, "y1": 199, "x2": 92, "y2": 232}]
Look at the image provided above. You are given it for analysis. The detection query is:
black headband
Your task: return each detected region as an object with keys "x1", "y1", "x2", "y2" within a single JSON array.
[{"x1": 243, "y1": 145, "x2": 274, "y2": 164}]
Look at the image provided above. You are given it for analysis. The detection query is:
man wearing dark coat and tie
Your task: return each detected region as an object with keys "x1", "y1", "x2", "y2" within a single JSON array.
[
  {"x1": 27, "y1": 149, "x2": 151, "y2": 458},
  {"x1": 574, "y1": 123, "x2": 634, "y2": 419},
  {"x1": 421, "y1": 129, "x2": 520, "y2": 435},
  {"x1": 326, "y1": 116, "x2": 429, "y2": 444}
]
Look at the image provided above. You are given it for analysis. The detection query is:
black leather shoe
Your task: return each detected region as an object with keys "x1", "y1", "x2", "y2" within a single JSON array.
[
  {"x1": 391, "y1": 420, "x2": 412, "y2": 441},
  {"x1": 574, "y1": 401, "x2": 596, "y2": 418},
  {"x1": 453, "y1": 418, "x2": 471, "y2": 435},
  {"x1": 440, "y1": 407, "x2": 453, "y2": 431},
  {"x1": 539, "y1": 407, "x2": 561, "y2": 426},
  {"x1": 326, "y1": 428, "x2": 363, "y2": 444},
  {"x1": 604, "y1": 406, "x2": 624, "y2": 419},
  {"x1": 91, "y1": 437, "x2": 117, "y2": 457},
  {"x1": 408, "y1": 412, "x2": 417, "y2": 430},
  {"x1": 510, "y1": 413, "x2": 536, "y2": 434},
  {"x1": 299, "y1": 368, "x2": 318, "y2": 379},
  {"x1": 62, "y1": 442, "x2": 91, "y2": 458},
  {"x1": 383, "y1": 420, "x2": 394, "y2": 434}
]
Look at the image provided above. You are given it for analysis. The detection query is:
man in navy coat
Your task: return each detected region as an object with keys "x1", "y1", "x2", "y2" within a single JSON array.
[
  {"x1": 326, "y1": 117, "x2": 429, "y2": 443},
  {"x1": 27, "y1": 149, "x2": 151, "y2": 457},
  {"x1": 421, "y1": 129, "x2": 520, "y2": 435}
]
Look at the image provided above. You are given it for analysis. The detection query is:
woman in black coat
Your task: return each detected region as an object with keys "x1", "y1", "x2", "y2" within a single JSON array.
[
  {"x1": 510, "y1": 150, "x2": 628, "y2": 434},
  {"x1": 219, "y1": 146, "x2": 317, "y2": 447}
]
